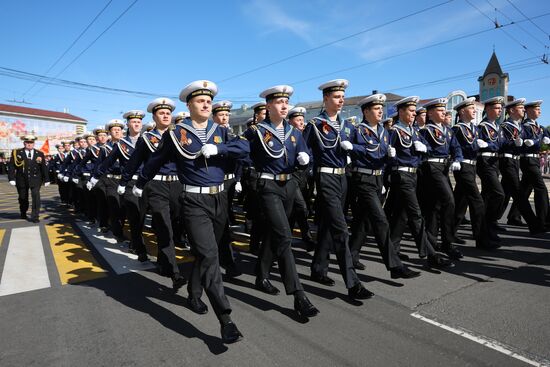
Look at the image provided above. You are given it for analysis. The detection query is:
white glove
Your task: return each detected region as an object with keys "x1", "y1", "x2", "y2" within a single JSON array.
[
  {"x1": 387, "y1": 145, "x2": 396, "y2": 158},
  {"x1": 72, "y1": 178, "x2": 79, "y2": 184},
  {"x1": 413, "y1": 141, "x2": 427, "y2": 153},
  {"x1": 340, "y1": 140, "x2": 353, "y2": 151},
  {"x1": 476, "y1": 139, "x2": 488, "y2": 148},
  {"x1": 63, "y1": 176, "x2": 69, "y2": 182},
  {"x1": 381, "y1": 185, "x2": 387, "y2": 195},
  {"x1": 57, "y1": 173, "x2": 63, "y2": 180},
  {"x1": 524, "y1": 139, "x2": 534, "y2": 147},
  {"x1": 234, "y1": 181, "x2": 242, "y2": 193},
  {"x1": 346, "y1": 155, "x2": 352, "y2": 165},
  {"x1": 89, "y1": 177, "x2": 99, "y2": 189},
  {"x1": 45, "y1": 182, "x2": 50, "y2": 187},
  {"x1": 450, "y1": 161, "x2": 461, "y2": 171},
  {"x1": 543, "y1": 136, "x2": 550, "y2": 144},
  {"x1": 514, "y1": 138, "x2": 523, "y2": 147},
  {"x1": 201, "y1": 144, "x2": 218, "y2": 158},
  {"x1": 86, "y1": 182, "x2": 93, "y2": 191},
  {"x1": 117, "y1": 185, "x2": 126, "y2": 195},
  {"x1": 9, "y1": 180, "x2": 16, "y2": 186},
  {"x1": 132, "y1": 185, "x2": 143, "y2": 198},
  {"x1": 297, "y1": 152, "x2": 310, "y2": 165}
]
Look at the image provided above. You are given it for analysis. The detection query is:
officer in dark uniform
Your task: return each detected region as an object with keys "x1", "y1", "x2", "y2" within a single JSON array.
[
  {"x1": 387, "y1": 96, "x2": 452, "y2": 268},
  {"x1": 88, "y1": 120, "x2": 126, "y2": 241},
  {"x1": 59, "y1": 139, "x2": 79, "y2": 207},
  {"x1": 348, "y1": 94, "x2": 420, "y2": 279},
  {"x1": 414, "y1": 106, "x2": 427, "y2": 130},
  {"x1": 68, "y1": 135, "x2": 89, "y2": 215},
  {"x1": 95, "y1": 110, "x2": 147, "y2": 258},
  {"x1": 245, "y1": 84, "x2": 324, "y2": 316},
  {"x1": 499, "y1": 98, "x2": 544, "y2": 235},
  {"x1": 475, "y1": 96, "x2": 506, "y2": 239},
  {"x1": 241, "y1": 102, "x2": 267, "y2": 254},
  {"x1": 119, "y1": 100, "x2": 186, "y2": 289},
  {"x1": 418, "y1": 98, "x2": 463, "y2": 259},
  {"x1": 303, "y1": 79, "x2": 374, "y2": 300},
  {"x1": 211, "y1": 100, "x2": 242, "y2": 278},
  {"x1": 506, "y1": 100, "x2": 549, "y2": 229},
  {"x1": 83, "y1": 127, "x2": 110, "y2": 231},
  {"x1": 72, "y1": 132, "x2": 99, "y2": 223},
  {"x1": 287, "y1": 106, "x2": 315, "y2": 250},
  {"x1": 451, "y1": 97, "x2": 498, "y2": 250},
  {"x1": 134, "y1": 80, "x2": 246, "y2": 343},
  {"x1": 8, "y1": 135, "x2": 50, "y2": 222}
]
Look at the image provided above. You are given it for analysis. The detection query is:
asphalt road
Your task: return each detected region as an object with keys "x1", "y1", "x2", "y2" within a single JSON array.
[{"x1": 0, "y1": 174, "x2": 549, "y2": 367}]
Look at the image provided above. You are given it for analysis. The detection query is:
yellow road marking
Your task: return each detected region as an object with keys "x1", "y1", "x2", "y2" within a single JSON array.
[
  {"x1": 46, "y1": 223, "x2": 108, "y2": 284},
  {"x1": 231, "y1": 241, "x2": 250, "y2": 252},
  {"x1": 0, "y1": 229, "x2": 5, "y2": 247}
]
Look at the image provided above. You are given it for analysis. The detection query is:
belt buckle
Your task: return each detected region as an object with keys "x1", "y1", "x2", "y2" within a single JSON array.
[
  {"x1": 209, "y1": 186, "x2": 219, "y2": 194},
  {"x1": 167, "y1": 176, "x2": 174, "y2": 182},
  {"x1": 279, "y1": 173, "x2": 288, "y2": 181}
]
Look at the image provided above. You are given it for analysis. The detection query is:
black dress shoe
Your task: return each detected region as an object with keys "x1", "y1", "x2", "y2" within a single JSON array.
[
  {"x1": 188, "y1": 297, "x2": 208, "y2": 314},
  {"x1": 390, "y1": 266, "x2": 421, "y2": 279},
  {"x1": 310, "y1": 273, "x2": 335, "y2": 286},
  {"x1": 397, "y1": 252, "x2": 410, "y2": 261},
  {"x1": 137, "y1": 253, "x2": 149, "y2": 262},
  {"x1": 220, "y1": 321, "x2": 243, "y2": 344},
  {"x1": 172, "y1": 273, "x2": 187, "y2": 292},
  {"x1": 427, "y1": 254, "x2": 454, "y2": 269},
  {"x1": 348, "y1": 283, "x2": 374, "y2": 300},
  {"x1": 442, "y1": 244, "x2": 463, "y2": 260},
  {"x1": 30, "y1": 218, "x2": 40, "y2": 223},
  {"x1": 255, "y1": 278, "x2": 280, "y2": 295},
  {"x1": 353, "y1": 260, "x2": 366, "y2": 270},
  {"x1": 20, "y1": 213, "x2": 27, "y2": 219},
  {"x1": 294, "y1": 295, "x2": 319, "y2": 318}
]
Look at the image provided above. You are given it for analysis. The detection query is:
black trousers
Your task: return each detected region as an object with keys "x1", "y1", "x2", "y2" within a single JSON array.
[
  {"x1": 145, "y1": 181, "x2": 182, "y2": 277},
  {"x1": 289, "y1": 188, "x2": 312, "y2": 241},
  {"x1": 104, "y1": 177, "x2": 125, "y2": 237},
  {"x1": 476, "y1": 156, "x2": 505, "y2": 225},
  {"x1": 507, "y1": 157, "x2": 549, "y2": 227},
  {"x1": 83, "y1": 181, "x2": 97, "y2": 222},
  {"x1": 499, "y1": 158, "x2": 539, "y2": 232},
  {"x1": 219, "y1": 178, "x2": 237, "y2": 268},
  {"x1": 256, "y1": 178, "x2": 304, "y2": 294},
  {"x1": 73, "y1": 181, "x2": 86, "y2": 213},
  {"x1": 349, "y1": 173, "x2": 402, "y2": 270},
  {"x1": 122, "y1": 180, "x2": 146, "y2": 255},
  {"x1": 93, "y1": 179, "x2": 109, "y2": 228},
  {"x1": 389, "y1": 171, "x2": 435, "y2": 257},
  {"x1": 421, "y1": 162, "x2": 456, "y2": 245},
  {"x1": 243, "y1": 168, "x2": 263, "y2": 251},
  {"x1": 17, "y1": 183, "x2": 40, "y2": 219},
  {"x1": 183, "y1": 191, "x2": 231, "y2": 318},
  {"x1": 453, "y1": 163, "x2": 492, "y2": 247},
  {"x1": 311, "y1": 173, "x2": 359, "y2": 289}
]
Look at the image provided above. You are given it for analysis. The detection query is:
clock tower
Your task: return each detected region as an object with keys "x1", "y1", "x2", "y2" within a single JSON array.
[{"x1": 478, "y1": 51, "x2": 509, "y2": 103}]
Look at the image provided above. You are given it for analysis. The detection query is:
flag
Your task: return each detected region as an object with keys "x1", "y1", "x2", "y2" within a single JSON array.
[{"x1": 39, "y1": 139, "x2": 50, "y2": 155}]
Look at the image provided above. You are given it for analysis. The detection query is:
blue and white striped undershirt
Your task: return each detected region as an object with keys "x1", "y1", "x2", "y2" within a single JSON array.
[
  {"x1": 196, "y1": 128, "x2": 207, "y2": 143},
  {"x1": 328, "y1": 120, "x2": 341, "y2": 133},
  {"x1": 276, "y1": 126, "x2": 285, "y2": 142}
]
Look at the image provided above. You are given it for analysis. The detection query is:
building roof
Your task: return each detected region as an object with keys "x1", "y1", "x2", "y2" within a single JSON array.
[
  {"x1": 0, "y1": 103, "x2": 86, "y2": 123},
  {"x1": 480, "y1": 51, "x2": 507, "y2": 78}
]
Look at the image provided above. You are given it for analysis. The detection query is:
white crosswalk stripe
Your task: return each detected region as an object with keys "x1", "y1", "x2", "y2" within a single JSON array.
[{"x1": 0, "y1": 226, "x2": 50, "y2": 296}]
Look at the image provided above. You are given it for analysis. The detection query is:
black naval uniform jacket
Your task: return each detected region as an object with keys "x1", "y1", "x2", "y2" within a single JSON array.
[{"x1": 8, "y1": 148, "x2": 49, "y2": 188}]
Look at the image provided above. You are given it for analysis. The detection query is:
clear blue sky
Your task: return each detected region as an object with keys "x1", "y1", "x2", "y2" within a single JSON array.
[{"x1": 1, "y1": 0, "x2": 549, "y2": 127}]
